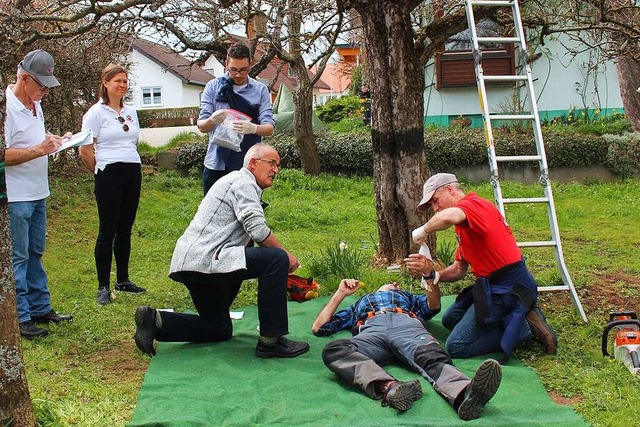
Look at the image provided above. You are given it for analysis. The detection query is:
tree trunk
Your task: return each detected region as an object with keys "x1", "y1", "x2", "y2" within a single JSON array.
[
  {"x1": 616, "y1": 57, "x2": 640, "y2": 132},
  {"x1": 292, "y1": 66, "x2": 321, "y2": 175},
  {"x1": 352, "y1": 0, "x2": 429, "y2": 264},
  {"x1": 0, "y1": 80, "x2": 37, "y2": 427}
]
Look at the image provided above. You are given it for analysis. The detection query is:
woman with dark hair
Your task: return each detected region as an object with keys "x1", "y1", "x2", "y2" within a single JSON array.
[{"x1": 80, "y1": 64, "x2": 145, "y2": 305}]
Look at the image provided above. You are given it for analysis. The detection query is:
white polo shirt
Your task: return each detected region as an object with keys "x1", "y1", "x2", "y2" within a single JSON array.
[
  {"x1": 4, "y1": 86, "x2": 49, "y2": 202},
  {"x1": 82, "y1": 102, "x2": 141, "y2": 174}
]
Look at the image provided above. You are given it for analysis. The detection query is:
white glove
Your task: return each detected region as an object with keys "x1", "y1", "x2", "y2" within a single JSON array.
[
  {"x1": 209, "y1": 110, "x2": 227, "y2": 125},
  {"x1": 232, "y1": 120, "x2": 257, "y2": 135},
  {"x1": 412, "y1": 226, "x2": 428, "y2": 244}
]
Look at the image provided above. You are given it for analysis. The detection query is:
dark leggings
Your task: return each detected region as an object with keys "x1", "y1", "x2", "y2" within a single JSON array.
[{"x1": 94, "y1": 162, "x2": 141, "y2": 289}]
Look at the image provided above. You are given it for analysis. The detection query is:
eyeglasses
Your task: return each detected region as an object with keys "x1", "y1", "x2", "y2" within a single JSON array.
[
  {"x1": 228, "y1": 67, "x2": 250, "y2": 75},
  {"x1": 27, "y1": 74, "x2": 48, "y2": 92},
  {"x1": 116, "y1": 116, "x2": 130, "y2": 132},
  {"x1": 256, "y1": 158, "x2": 280, "y2": 169}
]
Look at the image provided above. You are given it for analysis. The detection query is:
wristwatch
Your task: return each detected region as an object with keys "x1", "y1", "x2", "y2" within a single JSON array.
[{"x1": 422, "y1": 270, "x2": 436, "y2": 281}]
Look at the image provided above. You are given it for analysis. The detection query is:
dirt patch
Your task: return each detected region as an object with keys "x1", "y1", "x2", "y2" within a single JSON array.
[
  {"x1": 542, "y1": 273, "x2": 640, "y2": 318},
  {"x1": 76, "y1": 339, "x2": 149, "y2": 383},
  {"x1": 548, "y1": 391, "x2": 583, "y2": 406}
]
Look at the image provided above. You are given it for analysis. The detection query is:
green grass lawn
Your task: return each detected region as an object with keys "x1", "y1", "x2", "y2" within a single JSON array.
[{"x1": 21, "y1": 164, "x2": 640, "y2": 426}]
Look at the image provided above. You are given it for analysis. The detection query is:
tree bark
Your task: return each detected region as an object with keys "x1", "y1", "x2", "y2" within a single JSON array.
[
  {"x1": 292, "y1": 73, "x2": 321, "y2": 175},
  {"x1": 616, "y1": 57, "x2": 640, "y2": 131},
  {"x1": 0, "y1": 80, "x2": 37, "y2": 427},
  {"x1": 351, "y1": 0, "x2": 429, "y2": 263}
]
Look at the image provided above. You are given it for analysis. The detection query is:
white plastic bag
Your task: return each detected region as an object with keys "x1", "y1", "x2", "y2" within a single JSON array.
[{"x1": 210, "y1": 109, "x2": 251, "y2": 152}]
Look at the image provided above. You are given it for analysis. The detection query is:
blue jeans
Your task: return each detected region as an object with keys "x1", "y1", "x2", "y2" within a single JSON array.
[
  {"x1": 9, "y1": 199, "x2": 51, "y2": 323},
  {"x1": 442, "y1": 295, "x2": 531, "y2": 358}
]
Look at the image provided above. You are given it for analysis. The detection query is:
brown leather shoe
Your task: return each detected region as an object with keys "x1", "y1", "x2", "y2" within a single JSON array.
[{"x1": 526, "y1": 306, "x2": 558, "y2": 355}]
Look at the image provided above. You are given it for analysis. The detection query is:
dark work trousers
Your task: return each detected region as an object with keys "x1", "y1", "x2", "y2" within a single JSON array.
[
  {"x1": 93, "y1": 162, "x2": 141, "y2": 289},
  {"x1": 202, "y1": 167, "x2": 230, "y2": 196},
  {"x1": 322, "y1": 313, "x2": 470, "y2": 407},
  {"x1": 159, "y1": 246, "x2": 290, "y2": 343}
]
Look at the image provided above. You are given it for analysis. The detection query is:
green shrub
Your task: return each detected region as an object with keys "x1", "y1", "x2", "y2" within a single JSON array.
[
  {"x1": 267, "y1": 131, "x2": 374, "y2": 175},
  {"x1": 604, "y1": 133, "x2": 640, "y2": 177},
  {"x1": 316, "y1": 95, "x2": 363, "y2": 123},
  {"x1": 308, "y1": 242, "x2": 369, "y2": 283},
  {"x1": 327, "y1": 117, "x2": 369, "y2": 133},
  {"x1": 175, "y1": 139, "x2": 208, "y2": 175},
  {"x1": 137, "y1": 107, "x2": 200, "y2": 128},
  {"x1": 176, "y1": 126, "x2": 628, "y2": 177}
]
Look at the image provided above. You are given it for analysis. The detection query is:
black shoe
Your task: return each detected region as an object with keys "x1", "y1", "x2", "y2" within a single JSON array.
[
  {"x1": 457, "y1": 359, "x2": 502, "y2": 421},
  {"x1": 115, "y1": 281, "x2": 146, "y2": 293},
  {"x1": 134, "y1": 306, "x2": 159, "y2": 357},
  {"x1": 97, "y1": 287, "x2": 111, "y2": 305},
  {"x1": 526, "y1": 305, "x2": 558, "y2": 355},
  {"x1": 381, "y1": 379, "x2": 423, "y2": 412},
  {"x1": 255, "y1": 336, "x2": 310, "y2": 358},
  {"x1": 19, "y1": 320, "x2": 49, "y2": 339},
  {"x1": 32, "y1": 309, "x2": 73, "y2": 324}
]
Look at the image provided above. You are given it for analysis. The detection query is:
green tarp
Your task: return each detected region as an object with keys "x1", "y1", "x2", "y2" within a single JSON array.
[
  {"x1": 273, "y1": 83, "x2": 326, "y2": 133},
  {"x1": 129, "y1": 296, "x2": 587, "y2": 426}
]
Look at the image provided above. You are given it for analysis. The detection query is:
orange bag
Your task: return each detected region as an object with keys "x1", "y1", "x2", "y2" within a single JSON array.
[{"x1": 287, "y1": 274, "x2": 320, "y2": 302}]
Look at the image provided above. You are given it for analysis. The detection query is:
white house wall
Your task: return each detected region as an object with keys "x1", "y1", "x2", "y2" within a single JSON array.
[
  {"x1": 424, "y1": 34, "x2": 623, "y2": 124},
  {"x1": 129, "y1": 49, "x2": 202, "y2": 109}
]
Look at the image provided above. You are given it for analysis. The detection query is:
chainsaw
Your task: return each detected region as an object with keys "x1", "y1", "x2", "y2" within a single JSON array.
[{"x1": 601, "y1": 311, "x2": 640, "y2": 376}]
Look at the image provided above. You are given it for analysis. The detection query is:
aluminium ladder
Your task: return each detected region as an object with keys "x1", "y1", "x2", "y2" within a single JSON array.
[{"x1": 464, "y1": 0, "x2": 587, "y2": 321}]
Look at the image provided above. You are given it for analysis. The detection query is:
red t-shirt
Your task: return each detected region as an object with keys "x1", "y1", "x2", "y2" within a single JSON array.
[{"x1": 454, "y1": 193, "x2": 522, "y2": 277}]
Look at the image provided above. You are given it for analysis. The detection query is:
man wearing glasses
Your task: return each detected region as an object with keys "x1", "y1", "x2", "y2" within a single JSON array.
[
  {"x1": 134, "y1": 144, "x2": 309, "y2": 359},
  {"x1": 5, "y1": 49, "x2": 73, "y2": 339},
  {"x1": 197, "y1": 43, "x2": 275, "y2": 195}
]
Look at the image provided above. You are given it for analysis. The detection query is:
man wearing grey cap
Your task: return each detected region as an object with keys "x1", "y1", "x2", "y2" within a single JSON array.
[
  {"x1": 5, "y1": 49, "x2": 73, "y2": 339},
  {"x1": 403, "y1": 173, "x2": 556, "y2": 363}
]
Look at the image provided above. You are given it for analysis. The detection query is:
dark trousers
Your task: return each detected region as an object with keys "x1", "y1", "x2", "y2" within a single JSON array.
[
  {"x1": 322, "y1": 313, "x2": 470, "y2": 407},
  {"x1": 158, "y1": 247, "x2": 290, "y2": 343},
  {"x1": 202, "y1": 167, "x2": 230, "y2": 196},
  {"x1": 94, "y1": 162, "x2": 141, "y2": 288}
]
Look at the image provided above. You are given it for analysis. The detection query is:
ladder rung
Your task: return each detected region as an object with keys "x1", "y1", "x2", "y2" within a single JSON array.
[
  {"x1": 477, "y1": 36, "x2": 520, "y2": 44},
  {"x1": 488, "y1": 114, "x2": 535, "y2": 120},
  {"x1": 470, "y1": 0, "x2": 514, "y2": 5},
  {"x1": 503, "y1": 197, "x2": 549, "y2": 204},
  {"x1": 483, "y1": 75, "x2": 528, "y2": 82},
  {"x1": 517, "y1": 241, "x2": 557, "y2": 248},
  {"x1": 538, "y1": 285, "x2": 570, "y2": 292},
  {"x1": 495, "y1": 155, "x2": 542, "y2": 162}
]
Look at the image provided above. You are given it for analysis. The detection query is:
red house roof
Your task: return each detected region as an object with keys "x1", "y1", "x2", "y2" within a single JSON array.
[{"x1": 132, "y1": 38, "x2": 215, "y2": 86}]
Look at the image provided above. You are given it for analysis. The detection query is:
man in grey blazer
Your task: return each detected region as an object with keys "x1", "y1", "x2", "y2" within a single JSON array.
[{"x1": 134, "y1": 143, "x2": 309, "y2": 358}]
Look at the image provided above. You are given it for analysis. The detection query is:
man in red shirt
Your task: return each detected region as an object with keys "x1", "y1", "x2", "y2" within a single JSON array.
[{"x1": 404, "y1": 173, "x2": 557, "y2": 363}]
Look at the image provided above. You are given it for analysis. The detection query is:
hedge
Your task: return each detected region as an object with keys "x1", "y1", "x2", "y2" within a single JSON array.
[
  {"x1": 173, "y1": 128, "x2": 640, "y2": 177},
  {"x1": 137, "y1": 107, "x2": 201, "y2": 128}
]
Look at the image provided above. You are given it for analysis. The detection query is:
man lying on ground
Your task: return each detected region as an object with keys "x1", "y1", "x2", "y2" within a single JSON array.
[{"x1": 312, "y1": 278, "x2": 501, "y2": 421}]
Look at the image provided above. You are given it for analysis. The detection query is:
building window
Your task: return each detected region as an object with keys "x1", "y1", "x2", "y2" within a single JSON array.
[
  {"x1": 142, "y1": 87, "x2": 162, "y2": 106},
  {"x1": 434, "y1": 2, "x2": 515, "y2": 89},
  {"x1": 124, "y1": 89, "x2": 134, "y2": 105}
]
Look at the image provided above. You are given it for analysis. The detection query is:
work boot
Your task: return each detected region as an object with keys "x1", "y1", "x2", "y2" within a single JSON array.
[
  {"x1": 97, "y1": 287, "x2": 111, "y2": 305},
  {"x1": 19, "y1": 320, "x2": 49, "y2": 339},
  {"x1": 134, "y1": 306, "x2": 160, "y2": 357},
  {"x1": 526, "y1": 305, "x2": 558, "y2": 355},
  {"x1": 457, "y1": 359, "x2": 502, "y2": 421},
  {"x1": 32, "y1": 309, "x2": 73, "y2": 324},
  {"x1": 115, "y1": 280, "x2": 146, "y2": 293},
  {"x1": 380, "y1": 379, "x2": 423, "y2": 412},
  {"x1": 255, "y1": 336, "x2": 309, "y2": 358}
]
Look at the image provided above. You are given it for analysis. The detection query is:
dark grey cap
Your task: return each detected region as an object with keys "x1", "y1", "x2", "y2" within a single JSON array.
[{"x1": 20, "y1": 49, "x2": 60, "y2": 88}]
